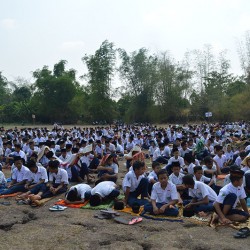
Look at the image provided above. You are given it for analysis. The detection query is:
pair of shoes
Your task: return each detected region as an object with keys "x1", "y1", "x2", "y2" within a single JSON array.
[
  {"x1": 49, "y1": 205, "x2": 67, "y2": 211},
  {"x1": 234, "y1": 227, "x2": 250, "y2": 238}
]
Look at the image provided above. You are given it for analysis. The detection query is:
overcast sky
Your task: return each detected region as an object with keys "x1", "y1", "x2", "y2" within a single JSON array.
[{"x1": 1, "y1": 0, "x2": 250, "y2": 86}]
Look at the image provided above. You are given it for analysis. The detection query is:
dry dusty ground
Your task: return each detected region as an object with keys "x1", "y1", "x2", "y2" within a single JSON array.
[
  {"x1": 0, "y1": 124, "x2": 250, "y2": 249},
  {"x1": 1, "y1": 161, "x2": 250, "y2": 250}
]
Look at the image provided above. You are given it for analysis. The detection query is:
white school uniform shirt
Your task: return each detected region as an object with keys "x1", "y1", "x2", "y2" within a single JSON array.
[
  {"x1": 225, "y1": 151, "x2": 234, "y2": 161},
  {"x1": 0, "y1": 171, "x2": 6, "y2": 185},
  {"x1": 187, "y1": 163, "x2": 196, "y2": 175},
  {"x1": 213, "y1": 155, "x2": 227, "y2": 169},
  {"x1": 152, "y1": 147, "x2": 161, "y2": 161},
  {"x1": 95, "y1": 145, "x2": 103, "y2": 155},
  {"x1": 148, "y1": 146, "x2": 156, "y2": 156},
  {"x1": 169, "y1": 172, "x2": 185, "y2": 185},
  {"x1": 193, "y1": 175, "x2": 211, "y2": 183},
  {"x1": 234, "y1": 156, "x2": 242, "y2": 167},
  {"x1": 68, "y1": 184, "x2": 92, "y2": 199},
  {"x1": 147, "y1": 170, "x2": 158, "y2": 182},
  {"x1": 189, "y1": 181, "x2": 217, "y2": 202},
  {"x1": 122, "y1": 170, "x2": 144, "y2": 192},
  {"x1": 28, "y1": 166, "x2": 48, "y2": 183},
  {"x1": 12, "y1": 165, "x2": 30, "y2": 183},
  {"x1": 126, "y1": 141, "x2": 135, "y2": 151},
  {"x1": 216, "y1": 183, "x2": 246, "y2": 209},
  {"x1": 12, "y1": 150, "x2": 27, "y2": 162},
  {"x1": 162, "y1": 146, "x2": 171, "y2": 158},
  {"x1": 151, "y1": 182, "x2": 178, "y2": 203},
  {"x1": 49, "y1": 168, "x2": 69, "y2": 184},
  {"x1": 105, "y1": 163, "x2": 119, "y2": 174},
  {"x1": 91, "y1": 181, "x2": 116, "y2": 198},
  {"x1": 241, "y1": 165, "x2": 250, "y2": 173},
  {"x1": 168, "y1": 156, "x2": 185, "y2": 167}
]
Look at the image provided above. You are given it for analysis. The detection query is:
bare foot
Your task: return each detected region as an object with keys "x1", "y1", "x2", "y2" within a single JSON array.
[
  {"x1": 198, "y1": 211, "x2": 209, "y2": 218},
  {"x1": 210, "y1": 213, "x2": 219, "y2": 225},
  {"x1": 29, "y1": 194, "x2": 41, "y2": 201},
  {"x1": 16, "y1": 193, "x2": 29, "y2": 200}
]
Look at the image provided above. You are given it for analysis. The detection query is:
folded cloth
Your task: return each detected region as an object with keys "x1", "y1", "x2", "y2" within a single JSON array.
[
  {"x1": 140, "y1": 211, "x2": 183, "y2": 222},
  {"x1": 81, "y1": 199, "x2": 114, "y2": 210},
  {"x1": 0, "y1": 193, "x2": 19, "y2": 199},
  {"x1": 55, "y1": 199, "x2": 88, "y2": 208},
  {"x1": 115, "y1": 206, "x2": 144, "y2": 216}
]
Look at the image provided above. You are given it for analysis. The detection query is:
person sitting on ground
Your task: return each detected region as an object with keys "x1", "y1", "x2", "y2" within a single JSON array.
[
  {"x1": 202, "y1": 156, "x2": 221, "y2": 179},
  {"x1": 144, "y1": 169, "x2": 179, "y2": 216},
  {"x1": 193, "y1": 166, "x2": 214, "y2": 187},
  {"x1": 147, "y1": 161, "x2": 161, "y2": 195},
  {"x1": 0, "y1": 168, "x2": 7, "y2": 192},
  {"x1": 213, "y1": 145, "x2": 229, "y2": 174},
  {"x1": 150, "y1": 142, "x2": 167, "y2": 164},
  {"x1": 122, "y1": 160, "x2": 149, "y2": 207},
  {"x1": 17, "y1": 160, "x2": 48, "y2": 200},
  {"x1": 165, "y1": 147, "x2": 185, "y2": 175},
  {"x1": 65, "y1": 183, "x2": 92, "y2": 204},
  {"x1": 89, "y1": 181, "x2": 120, "y2": 206},
  {"x1": 96, "y1": 154, "x2": 119, "y2": 184},
  {"x1": 213, "y1": 169, "x2": 249, "y2": 224},
  {"x1": 30, "y1": 160, "x2": 68, "y2": 202},
  {"x1": 169, "y1": 162, "x2": 187, "y2": 203},
  {"x1": 183, "y1": 174, "x2": 217, "y2": 215},
  {"x1": 184, "y1": 153, "x2": 196, "y2": 175},
  {"x1": 124, "y1": 145, "x2": 142, "y2": 171},
  {"x1": 0, "y1": 156, "x2": 30, "y2": 195}
]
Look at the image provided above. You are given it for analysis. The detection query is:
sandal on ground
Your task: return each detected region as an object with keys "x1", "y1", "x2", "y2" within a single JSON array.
[
  {"x1": 49, "y1": 205, "x2": 67, "y2": 211},
  {"x1": 234, "y1": 227, "x2": 250, "y2": 238},
  {"x1": 128, "y1": 217, "x2": 143, "y2": 225}
]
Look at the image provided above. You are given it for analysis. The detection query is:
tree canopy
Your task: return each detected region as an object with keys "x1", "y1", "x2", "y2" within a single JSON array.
[{"x1": 1, "y1": 36, "x2": 250, "y2": 124}]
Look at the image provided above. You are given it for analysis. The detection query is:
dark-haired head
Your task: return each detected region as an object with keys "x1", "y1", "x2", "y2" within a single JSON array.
[{"x1": 89, "y1": 194, "x2": 102, "y2": 206}]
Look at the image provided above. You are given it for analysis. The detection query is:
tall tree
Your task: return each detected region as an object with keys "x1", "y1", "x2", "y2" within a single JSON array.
[
  {"x1": 82, "y1": 40, "x2": 116, "y2": 122},
  {"x1": 32, "y1": 60, "x2": 77, "y2": 123},
  {"x1": 118, "y1": 48, "x2": 158, "y2": 122}
]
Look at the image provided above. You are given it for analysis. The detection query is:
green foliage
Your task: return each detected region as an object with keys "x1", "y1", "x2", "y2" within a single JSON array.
[
  {"x1": 32, "y1": 60, "x2": 77, "y2": 123},
  {"x1": 1, "y1": 40, "x2": 250, "y2": 123},
  {"x1": 82, "y1": 40, "x2": 116, "y2": 122}
]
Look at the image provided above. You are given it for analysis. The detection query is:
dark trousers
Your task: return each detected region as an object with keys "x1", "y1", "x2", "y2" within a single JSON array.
[
  {"x1": 70, "y1": 164, "x2": 89, "y2": 182},
  {"x1": 144, "y1": 202, "x2": 179, "y2": 216},
  {"x1": 41, "y1": 183, "x2": 68, "y2": 199},
  {"x1": 219, "y1": 193, "x2": 249, "y2": 217},
  {"x1": 29, "y1": 183, "x2": 47, "y2": 194},
  {"x1": 127, "y1": 178, "x2": 149, "y2": 206},
  {"x1": 154, "y1": 156, "x2": 168, "y2": 164},
  {"x1": 0, "y1": 184, "x2": 27, "y2": 195}
]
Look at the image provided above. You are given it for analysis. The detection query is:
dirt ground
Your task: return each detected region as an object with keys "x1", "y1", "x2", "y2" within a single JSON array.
[
  {"x1": 0, "y1": 124, "x2": 250, "y2": 249},
  {"x1": 1, "y1": 162, "x2": 250, "y2": 250}
]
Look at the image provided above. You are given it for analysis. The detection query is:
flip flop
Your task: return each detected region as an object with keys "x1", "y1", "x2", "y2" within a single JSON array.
[
  {"x1": 114, "y1": 217, "x2": 143, "y2": 225},
  {"x1": 49, "y1": 205, "x2": 67, "y2": 211},
  {"x1": 128, "y1": 217, "x2": 143, "y2": 225},
  {"x1": 234, "y1": 227, "x2": 250, "y2": 238}
]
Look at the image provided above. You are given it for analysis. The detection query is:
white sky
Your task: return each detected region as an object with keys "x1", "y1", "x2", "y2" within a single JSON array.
[{"x1": 1, "y1": 0, "x2": 250, "y2": 86}]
